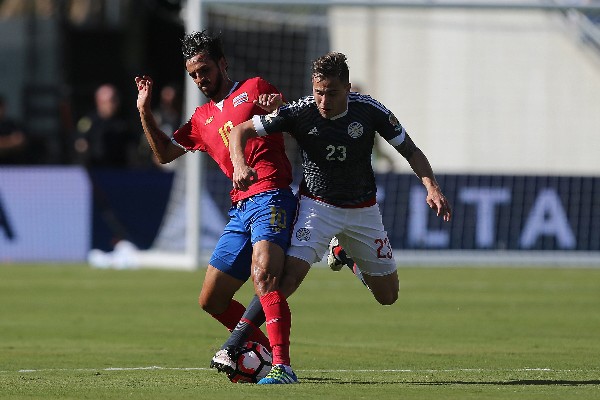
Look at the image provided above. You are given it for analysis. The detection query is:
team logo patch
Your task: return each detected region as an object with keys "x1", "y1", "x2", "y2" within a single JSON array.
[
  {"x1": 308, "y1": 127, "x2": 318, "y2": 135},
  {"x1": 233, "y1": 92, "x2": 249, "y2": 107},
  {"x1": 347, "y1": 121, "x2": 363, "y2": 138},
  {"x1": 295, "y1": 228, "x2": 311, "y2": 242},
  {"x1": 205, "y1": 116, "x2": 214, "y2": 125},
  {"x1": 388, "y1": 112, "x2": 399, "y2": 127}
]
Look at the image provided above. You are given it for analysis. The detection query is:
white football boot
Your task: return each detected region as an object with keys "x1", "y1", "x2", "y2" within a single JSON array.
[{"x1": 327, "y1": 237, "x2": 355, "y2": 271}]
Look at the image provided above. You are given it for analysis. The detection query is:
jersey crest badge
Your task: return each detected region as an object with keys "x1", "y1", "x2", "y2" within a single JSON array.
[
  {"x1": 205, "y1": 116, "x2": 214, "y2": 125},
  {"x1": 295, "y1": 227, "x2": 311, "y2": 241},
  {"x1": 347, "y1": 122, "x2": 363, "y2": 139},
  {"x1": 308, "y1": 127, "x2": 318, "y2": 135},
  {"x1": 388, "y1": 112, "x2": 404, "y2": 132},
  {"x1": 233, "y1": 92, "x2": 249, "y2": 107}
]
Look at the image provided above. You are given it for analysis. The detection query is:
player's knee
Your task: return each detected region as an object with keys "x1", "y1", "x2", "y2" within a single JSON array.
[
  {"x1": 198, "y1": 293, "x2": 224, "y2": 315},
  {"x1": 251, "y1": 245, "x2": 285, "y2": 293},
  {"x1": 197, "y1": 294, "x2": 211, "y2": 312},
  {"x1": 252, "y1": 265, "x2": 281, "y2": 296},
  {"x1": 372, "y1": 282, "x2": 399, "y2": 305},
  {"x1": 374, "y1": 290, "x2": 398, "y2": 306},
  {"x1": 363, "y1": 272, "x2": 399, "y2": 305}
]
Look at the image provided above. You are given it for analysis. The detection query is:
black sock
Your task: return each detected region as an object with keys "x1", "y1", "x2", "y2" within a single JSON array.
[{"x1": 221, "y1": 294, "x2": 266, "y2": 349}]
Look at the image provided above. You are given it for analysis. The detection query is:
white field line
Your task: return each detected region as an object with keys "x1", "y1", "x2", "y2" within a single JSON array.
[{"x1": 0, "y1": 366, "x2": 588, "y2": 374}]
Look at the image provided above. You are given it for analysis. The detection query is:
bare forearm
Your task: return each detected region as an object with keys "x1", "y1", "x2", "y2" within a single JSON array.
[
  {"x1": 407, "y1": 148, "x2": 452, "y2": 221},
  {"x1": 229, "y1": 132, "x2": 246, "y2": 169},
  {"x1": 138, "y1": 109, "x2": 180, "y2": 164},
  {"x1": 407, "y1": 149, "x2": 440, "y2": 190},
  {"x1": 229, "y1": 121, "x2": 256, "y2": 168},
  {"x1": 135, "y1": 75, "x2": 183, "y2": 163},
  {"x1": 229, "y1": 120, "x2": 260, "y2": 191}
]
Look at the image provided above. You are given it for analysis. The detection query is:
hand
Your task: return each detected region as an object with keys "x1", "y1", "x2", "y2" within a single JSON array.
[
  {"x1": 135, "y1": 75, "x2": 153, "y2": 112},
  {"x1": 232, "y1": 164, "x2": 258, "y2": 192},
  {"x1": 253, "y1": 93, "x2": 283, "y2": 113},
  {"x1": 426, "y1": 188, "x2": 452, "y2": 222}
]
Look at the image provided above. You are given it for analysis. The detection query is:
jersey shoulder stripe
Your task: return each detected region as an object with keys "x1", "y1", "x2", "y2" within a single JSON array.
[
  {"x1": 281, "y1": 95, "x2": 315, "y2": 112},
  {"x1": 348, "y1": 92, "x2": 390, "y2": 114}
]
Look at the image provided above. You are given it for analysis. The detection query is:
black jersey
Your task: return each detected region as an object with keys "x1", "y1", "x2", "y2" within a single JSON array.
[{"x1": 253, "y1": 92, "x2": 416, "y2": 207}]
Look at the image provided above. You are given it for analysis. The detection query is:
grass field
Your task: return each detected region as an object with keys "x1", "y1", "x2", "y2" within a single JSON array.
[{"x1": 1, "y1": 264, "x2": 599, "y2": 399}]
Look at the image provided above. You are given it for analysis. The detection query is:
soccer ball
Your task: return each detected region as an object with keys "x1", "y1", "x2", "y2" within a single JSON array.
[{"x1": 229, "y1": 341, "x2": 272, "y2": 383}]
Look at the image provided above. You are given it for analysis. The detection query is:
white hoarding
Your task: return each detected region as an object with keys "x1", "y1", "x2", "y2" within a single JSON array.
[{"x1": 0, "y1": 167, "x2": 91, "y2": 262}]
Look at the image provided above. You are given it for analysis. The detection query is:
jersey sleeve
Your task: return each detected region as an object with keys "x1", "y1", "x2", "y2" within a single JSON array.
[
  {"x1": 242, "y1": 77, "x2": 287, "y2": 128},
  {"x1": 252, "y1": 102, "x2": 297, "y2": 137},
  {"x1": 254, "y1": 77, "x2": 285, "y2": 103},
  {"x1": 172, "y1": 113, "x2": 207, "y2": 152},
  {"x1": 372, "y1": 100, "x2": 418, "y2": 160},
  {"x1": 381, "y1": 111, "x2": 407, "y2": 146}
]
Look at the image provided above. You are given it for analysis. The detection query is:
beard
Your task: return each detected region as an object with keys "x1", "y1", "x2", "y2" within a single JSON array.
[{"x1": 199, "y1": 71, "x2": 224, "y2": 99}]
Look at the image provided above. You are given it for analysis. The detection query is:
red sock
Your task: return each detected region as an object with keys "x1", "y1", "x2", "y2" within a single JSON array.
[
  {"x1": 209, "y1": 299, "x2": 245, "y2": 331},
  {"x1": 209, "y1": 300, "x2": 271, "y2": 350},
  {"x1": 240, "y1": 318, "x2": 271, "y2": 351},
  {"x1": 259, "y1": 291, "x2": 291, "y2": 366}
]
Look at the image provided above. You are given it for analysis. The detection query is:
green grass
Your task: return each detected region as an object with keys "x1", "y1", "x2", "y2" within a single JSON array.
[{"x1": 1, "y1": 264, "x2": 599, "y2": 399}]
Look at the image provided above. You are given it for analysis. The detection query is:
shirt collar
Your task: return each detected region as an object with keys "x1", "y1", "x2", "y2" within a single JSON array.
[
  {"x1": 327, "y1": 97, "x2": 349, "y2": 120},
  {"x1": 214, "y1": 81, "x2": 239, "y2": 111}
]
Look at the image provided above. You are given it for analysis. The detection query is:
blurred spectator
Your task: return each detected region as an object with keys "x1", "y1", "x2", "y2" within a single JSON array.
[
  {"x1": 154, "y1": 84, "x2": 182, "y2": 133},
  {"x1": 73, "y1": 84, "x2": 139, "y2": 168},
  {"x1": 0, "y1": 0, "x2": 55, "y2": 19},
  {"x1": 0, "y1": 95, "x2": 28, "y2": 164}
]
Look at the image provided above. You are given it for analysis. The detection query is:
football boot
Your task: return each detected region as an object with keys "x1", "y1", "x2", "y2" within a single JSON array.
[{"x1": 257, "y1": 364, "x2": 298, "y2": 384}]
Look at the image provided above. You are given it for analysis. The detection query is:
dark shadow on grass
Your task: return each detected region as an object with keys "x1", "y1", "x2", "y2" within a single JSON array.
[
  {"x1": 300, "y1": 377, "x2": 600, "y2": 386},
  {"x1": 300, "y1": 377, "x2": 343, "y2": 383},
  {"x1": 414, "y1": 380, "x2": 600, "y2": 386}
]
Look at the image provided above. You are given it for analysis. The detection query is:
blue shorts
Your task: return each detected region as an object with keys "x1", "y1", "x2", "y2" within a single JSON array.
[{"x1": 209, "y1": 188, "x2": 297, "y2": 281}]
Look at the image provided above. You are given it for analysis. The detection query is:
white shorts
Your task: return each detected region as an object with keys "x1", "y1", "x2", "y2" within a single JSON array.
[{"x1": 288, "y1": 196, "x2": 397, "y2": 277}]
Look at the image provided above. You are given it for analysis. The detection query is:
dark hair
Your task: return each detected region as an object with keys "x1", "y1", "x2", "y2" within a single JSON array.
[
  {"x1": 181, "y1": 30, "x2": 225, "y2": 61},
  {"x1": 311, "y1": 52, "x2": 349, "y2": 84}
]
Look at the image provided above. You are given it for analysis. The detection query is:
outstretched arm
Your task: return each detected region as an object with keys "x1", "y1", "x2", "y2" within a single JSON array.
[
  {"x1": 253, "y1": 93, "x2": 284, "y2": 112},
  {"x1": 229, "y1": 120, "x2": 260, "y2": 191},
  {"x1": 135, "y1": 75, "x2": 185, "y2": 164},
  {"x1": 405, "y1": 148, "x2": 452, "y2": 222}
]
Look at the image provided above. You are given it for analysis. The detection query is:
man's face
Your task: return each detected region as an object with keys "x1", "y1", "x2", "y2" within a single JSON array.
[
  {"x1": 312, "y1": 75, "x2": 350, "y2": 119},
  {"x1": 95, "y1": 86, "x2": 119, "y2": 119},
  {"x1": 185, "y1": 52, "x2": 226, "y2": 100}
]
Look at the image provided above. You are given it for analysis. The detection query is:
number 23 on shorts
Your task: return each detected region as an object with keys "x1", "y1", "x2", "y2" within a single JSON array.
[{"x1": 375, "y1": 237, "x2": 393, "y2": 259}]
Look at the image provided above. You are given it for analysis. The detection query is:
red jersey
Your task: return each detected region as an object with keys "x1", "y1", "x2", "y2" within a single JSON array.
[{"x1": 173, "y1": 77, "x2": 293, "y2": 203}]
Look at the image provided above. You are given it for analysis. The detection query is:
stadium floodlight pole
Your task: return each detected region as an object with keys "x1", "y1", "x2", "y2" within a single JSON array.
[
  {"x1": 135, "y1": 0, "x2": 204, "y2": 270},
  {"x1": 182, "y1": 0, "x2": 204, "y2": 269},
  {"x1": 138, "y1": 0, "x2": 204, "y2": 270}
]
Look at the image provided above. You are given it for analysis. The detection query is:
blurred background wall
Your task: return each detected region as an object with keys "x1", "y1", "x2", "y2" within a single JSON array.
[
  {"x1": 330, "y1": 7, "x2": 600, "y2": 176},
  {"x1": 1, "y1": 0, "x2": 599, "y2": 264}
]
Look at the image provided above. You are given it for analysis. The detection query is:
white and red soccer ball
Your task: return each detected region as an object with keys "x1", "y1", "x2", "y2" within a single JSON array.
[{"x1": 229, "y1": 341, "x2": 272, "y2": 383}]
